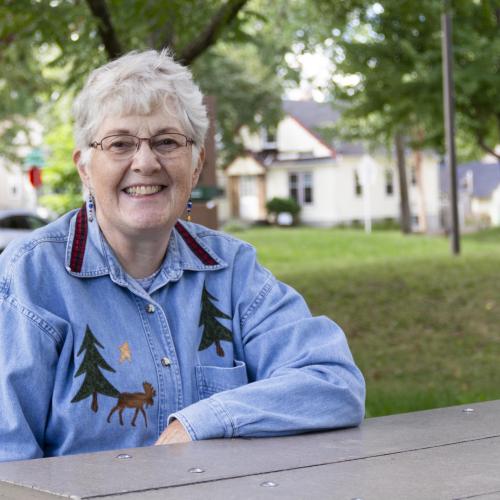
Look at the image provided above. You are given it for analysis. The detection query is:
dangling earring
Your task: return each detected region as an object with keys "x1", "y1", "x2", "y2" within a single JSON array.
[
  {"x1": 88, "y1": 190, "x2": 95, "y2": 222},
  {"x1": 186, "y1": 198, "x2": 193, "y2": 222}
]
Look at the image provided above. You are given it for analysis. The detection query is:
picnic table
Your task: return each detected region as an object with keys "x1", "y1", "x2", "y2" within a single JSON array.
[{"x1": 1, "y1": 400, "x2": 500, "y2": 499}]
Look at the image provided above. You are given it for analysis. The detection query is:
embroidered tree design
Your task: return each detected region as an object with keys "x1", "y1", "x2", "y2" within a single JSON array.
[
  {"x1": 198, "y1": 283, "x2": 233, "y2": 357},
  {"x1": 71, "y1": 325, "x2": 120, "y2": 412}
]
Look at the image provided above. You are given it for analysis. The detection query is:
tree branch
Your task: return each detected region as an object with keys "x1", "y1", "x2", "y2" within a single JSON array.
[
  {"x1": 477, "y1": 134, "x2": 500, "y2": 160},
  {"x1": 176, "y1": 0, "x2": 250, "y2": 65},
  {"x1": 85, "y1": 0, "x2": 123, "y2": 59}
]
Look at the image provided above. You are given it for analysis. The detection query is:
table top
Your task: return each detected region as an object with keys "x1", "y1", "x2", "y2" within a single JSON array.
[{"x1": 1, "y1": 400, "x2": 500, "y2": 499}]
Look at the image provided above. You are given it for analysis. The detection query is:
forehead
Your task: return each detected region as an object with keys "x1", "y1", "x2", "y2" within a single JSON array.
[{"x1": 97, "y1": 108, "x2": 184, "y2": 136}]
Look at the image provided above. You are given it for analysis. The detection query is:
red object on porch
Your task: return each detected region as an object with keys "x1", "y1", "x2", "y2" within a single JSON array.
[{"x1": 28, "y1": 167, "x2": 42, "y2": 188}]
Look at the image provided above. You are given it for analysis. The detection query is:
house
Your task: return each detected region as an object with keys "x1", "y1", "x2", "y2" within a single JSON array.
[
  {"x1": 223, "y1": 100, "x2": 441, "y2": 232},
  {"x1": 440, "y1": 160, "x2": 500, "y2": 229},
  {"x1": 0, "y1": 122, "x2": 43, "y2": 212},
  {"x1": 0, "y1": 158, "x2": 37, "y2": 211}
]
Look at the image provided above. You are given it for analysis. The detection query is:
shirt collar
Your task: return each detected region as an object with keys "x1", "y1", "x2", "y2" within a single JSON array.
[{"x1": 65, "y1": 205, "x2": 227, "y2": 281}]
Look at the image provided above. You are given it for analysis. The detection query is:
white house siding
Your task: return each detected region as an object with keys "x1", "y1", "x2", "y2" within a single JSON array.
[
  {"x1": 276, "y1": 117, "x2": 332, "y2": 158},
  {"x1": 337, "y1": 155, "x2": 400, "y2": 223},
  {"x1": 240, "y1": 117, "x2": 332, "y2": 158},
  {"x1": 470, "y1": 196, "x2": 500, "y2": 226},
  {"x1": 266, "y1": 163, "x2": 333, "y2": 225},
  {"x1": 0, "y1": 161, "x2": 37, "y2": 210},
  {"x1": 263, "y1": 153, "x2": 441, "y2": 228},
  {"x1": 491, "y1": 186, "x2": 500, "y2": 226},
  {"x1": 266, "y1": 169, "x2": 289, "y2": 200},
  {"x1": 407, "y1": 155, "x2": 441, "y2": 233}
]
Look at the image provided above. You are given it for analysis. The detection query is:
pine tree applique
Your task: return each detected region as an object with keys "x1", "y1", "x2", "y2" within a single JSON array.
[
  {"x1": 198, "y1": 282, "x2": 233, "y2": 357},
  {"x1": 71, "y1": 325, "x2": 120, "y2": 412}
]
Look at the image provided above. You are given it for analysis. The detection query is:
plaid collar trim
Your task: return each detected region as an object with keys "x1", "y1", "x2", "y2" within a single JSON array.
[
  {"x1": 174, "y1": 221, "x2": 218, "y2": 266},
  {"x1": 66, "y1": 206, "x2": 226, "y2": 278},
  {"x1": 69, "y1": 204, "x2": 88, "y2": 273},
  {"x1": 171, "y1": 221, "x2": 226, "y2": 271}
]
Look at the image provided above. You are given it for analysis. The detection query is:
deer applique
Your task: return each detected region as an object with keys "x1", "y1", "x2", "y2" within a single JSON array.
[{"x1": 107, "y1": 382, "x2": 156, "y2": 427}]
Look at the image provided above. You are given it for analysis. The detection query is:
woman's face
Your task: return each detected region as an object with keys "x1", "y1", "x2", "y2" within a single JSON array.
[{"x1": 74, "y1": 109, "x2": 203, "y2": 241}]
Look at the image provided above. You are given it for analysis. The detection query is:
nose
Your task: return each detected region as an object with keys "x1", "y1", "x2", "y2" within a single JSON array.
[{"x1": 131, "y1": 139, "x2": 161, "y2": 174}]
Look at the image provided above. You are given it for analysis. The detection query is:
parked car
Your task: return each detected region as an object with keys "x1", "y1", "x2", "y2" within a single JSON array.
[{"x1": 0, "y1": 209, "x2": 50, "y2": 253}]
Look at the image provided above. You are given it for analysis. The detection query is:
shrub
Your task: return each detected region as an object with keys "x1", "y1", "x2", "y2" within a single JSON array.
[{"x1": 265, "y1": 197, "x2": 301, "y2": 217}]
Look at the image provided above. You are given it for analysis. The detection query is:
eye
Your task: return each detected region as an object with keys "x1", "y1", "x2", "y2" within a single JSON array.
[
  {"x1": 152, "y1": 135, "x2": 182, "y2": 152},
  {"x1": 104, "y1": 136, "x2": 137, "y2": 153}
]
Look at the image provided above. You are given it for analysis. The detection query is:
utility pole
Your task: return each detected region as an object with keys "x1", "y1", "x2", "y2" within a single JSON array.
[{"x1": 442, "y1": 0, "x2": 460, "y2": 255}]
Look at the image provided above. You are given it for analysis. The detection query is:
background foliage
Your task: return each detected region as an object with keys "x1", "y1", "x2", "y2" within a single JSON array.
[{"x1": 0, "y1": 0, "x2": 499, "y2": 214}]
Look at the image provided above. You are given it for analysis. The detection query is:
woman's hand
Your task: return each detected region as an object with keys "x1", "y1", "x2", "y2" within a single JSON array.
[{"x1": 155, "y1": 419, "x2": 192, "y2": 445}]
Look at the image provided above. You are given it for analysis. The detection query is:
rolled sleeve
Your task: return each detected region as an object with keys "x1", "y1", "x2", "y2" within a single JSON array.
[{"x1": 168, "y1": 397, "x2": 234, "y2": 440}]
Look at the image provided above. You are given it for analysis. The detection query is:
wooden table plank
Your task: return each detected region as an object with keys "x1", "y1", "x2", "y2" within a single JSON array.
[
  {"x1": 110, "y1": 437, "x2": 500, "y2": 500},
  {"x1": 0, "y1": 401, "x2": 499, "y2": 499}
]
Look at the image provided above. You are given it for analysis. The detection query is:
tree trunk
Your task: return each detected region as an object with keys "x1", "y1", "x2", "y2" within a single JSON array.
[
  {"x1": 215, "y1": 340, "x2": 225, "y2": 357},
  {"x1": 91, "y1": 391, "x2": 99, "y2": 413},
  {"x1": 395, "y1": 132, "x2": 412, "y2": 234},
  {"x1": 414, "y1": 147, "x2": 428, "y2": 232}
]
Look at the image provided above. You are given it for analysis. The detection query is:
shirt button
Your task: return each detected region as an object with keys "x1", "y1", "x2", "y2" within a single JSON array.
[
  {"x1": 161, "y1": 357, "x2": 171, "y2": 367},
  {"x1": 146, "y1": 304, "x2": 156, "y2": 313}
]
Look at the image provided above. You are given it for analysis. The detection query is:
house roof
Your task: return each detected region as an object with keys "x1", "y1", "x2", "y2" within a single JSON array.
[
  {"x1": 282, "y1": 100, "x2": 365, "y2": 155},
  {"x1": 440, "y1": 160, "x2": 500, "y2": 198}
]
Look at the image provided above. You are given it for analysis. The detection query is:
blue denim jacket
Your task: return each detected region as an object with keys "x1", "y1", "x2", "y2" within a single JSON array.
[{"x1": 0, "y1": 205, "x2": 365, "y2": 462}]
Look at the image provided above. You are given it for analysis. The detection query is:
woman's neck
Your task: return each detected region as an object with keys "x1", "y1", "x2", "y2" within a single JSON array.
[{"x1": 100, "y1": 224, "x2": 171, "y2": 279}]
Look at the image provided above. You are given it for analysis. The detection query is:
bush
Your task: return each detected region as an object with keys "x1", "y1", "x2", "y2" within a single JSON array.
[
  {"x1": 266, "y1": 197, "x2": 301, "y2": 217},
  {"x1": 372, "y1": 218, "x2": 400, "y2": 231},
  {"x1": 265, "y1": 197, "x2": 301, "y2": 226}
]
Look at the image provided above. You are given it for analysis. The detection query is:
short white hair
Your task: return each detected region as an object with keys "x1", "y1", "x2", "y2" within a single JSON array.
[{"x1": 73, "y1": 49, "x2": 208, "y2": 164}]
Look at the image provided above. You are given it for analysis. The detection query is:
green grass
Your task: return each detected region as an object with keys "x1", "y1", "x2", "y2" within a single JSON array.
[{"x1": 228, "y1": 226, "x2": 500, "y2": 418}]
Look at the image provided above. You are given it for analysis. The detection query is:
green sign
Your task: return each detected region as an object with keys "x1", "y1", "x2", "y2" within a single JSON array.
[
  {"x1": 23, "y1": 148, "x2": 45, "y2": 168},
  {"x1": 191, "y1": 186, "x2": 224, "y2": 201}
]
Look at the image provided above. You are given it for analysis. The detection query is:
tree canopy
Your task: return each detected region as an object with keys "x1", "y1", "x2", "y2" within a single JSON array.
[
  {"x1": 1, "y1": 0, "x2": 499, "y2": 216},
  {"x1": 314, "y1": 0, "x2": 500, "y2": 160}
]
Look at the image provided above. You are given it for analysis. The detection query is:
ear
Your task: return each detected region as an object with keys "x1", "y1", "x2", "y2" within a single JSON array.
[
  {"x1": 191, "y1": 146, "x2": 205, "y2": 188},
  {"x1": 73, "y1": 149, "x2": 90, "y2": 188}
]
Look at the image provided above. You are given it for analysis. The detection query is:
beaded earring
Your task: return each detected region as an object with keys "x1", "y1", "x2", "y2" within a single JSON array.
[
  {"x1": 88, "y1": 190, "x2": 96, "y2": 222},
  {"x1": 186, "y1": 198, "x2": 193, "y2": 222}
]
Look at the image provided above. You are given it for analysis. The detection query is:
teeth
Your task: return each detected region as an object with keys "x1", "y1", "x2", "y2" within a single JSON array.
[{"x1": 125, "y1": 185, "x2": 163, "y2": 196}]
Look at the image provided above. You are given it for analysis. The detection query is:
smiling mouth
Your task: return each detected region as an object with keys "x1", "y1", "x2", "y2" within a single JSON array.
[{"x1": 123, "y1": 185, "x2": 165, "y2": 196}]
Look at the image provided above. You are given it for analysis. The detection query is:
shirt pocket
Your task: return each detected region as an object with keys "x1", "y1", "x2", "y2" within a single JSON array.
[{"x1": 195, "y1": 359, "x2": 248, "y2": 400}]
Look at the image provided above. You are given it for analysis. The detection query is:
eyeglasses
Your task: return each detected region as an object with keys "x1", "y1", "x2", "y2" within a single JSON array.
[{"x1": 89, "y1": 132, "x2": 194, "y2": 160}]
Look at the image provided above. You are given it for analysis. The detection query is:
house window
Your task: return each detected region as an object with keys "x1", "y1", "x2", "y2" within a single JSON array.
[
  {"x1": 385, "y1": 169, "x2": 394, "y2": 195},
  {"x1": 261, "y1": 126, "x2": 277, "y2": 148},
  {"x1": 354, "y1": 171, "x2": 362, "y2": 196},
  {"x1": 289, "y1": 172, "x2": 313, "y2": 205},
  {"x1": 240, "y1": 175, "x2": 257, "y2": 196}
]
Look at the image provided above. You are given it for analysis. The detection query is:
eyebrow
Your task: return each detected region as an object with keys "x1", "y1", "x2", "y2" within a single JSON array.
[{"x1": 102, "y1": 127, "x2": 183, "y2": 136}]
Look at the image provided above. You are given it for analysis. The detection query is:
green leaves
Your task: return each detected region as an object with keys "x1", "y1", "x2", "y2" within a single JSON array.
[{"x1": 319, "y1": 0, "x2": 500, "y2": 159}]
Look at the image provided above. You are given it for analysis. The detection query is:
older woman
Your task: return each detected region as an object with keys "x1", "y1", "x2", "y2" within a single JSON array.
[{"x1": 0, "y1": 50, "x2": 364, "y2": 461}]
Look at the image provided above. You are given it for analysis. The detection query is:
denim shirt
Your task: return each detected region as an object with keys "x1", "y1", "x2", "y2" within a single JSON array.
[{"x1": 0, "y1": 206, "x2": 365, "y2": 462}]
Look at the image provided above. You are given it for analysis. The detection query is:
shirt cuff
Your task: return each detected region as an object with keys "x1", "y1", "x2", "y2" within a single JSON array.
[{"x1": 168, "y1": 397, "x2": 235, "y2": 441}]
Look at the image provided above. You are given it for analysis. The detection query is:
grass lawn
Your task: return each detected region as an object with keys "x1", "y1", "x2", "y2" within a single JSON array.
[{"x1": 228, "y1": 226, "x2": 500, "y2": 418}]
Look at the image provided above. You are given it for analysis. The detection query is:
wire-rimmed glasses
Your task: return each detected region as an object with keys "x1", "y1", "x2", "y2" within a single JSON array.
[{"x1": 89, "y1": 132, "x2": 194, "y2": 160}]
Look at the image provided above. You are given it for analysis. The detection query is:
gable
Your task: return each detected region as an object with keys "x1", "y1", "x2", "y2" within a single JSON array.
[
  {"x1": 225, "y1": 155, "x2": 266, "y2": 177},
  {"x1": 277, "y1": 116, "x2": 333, "y2": 158}
]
